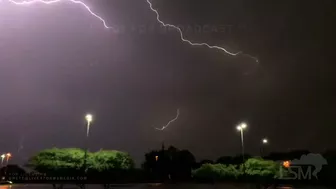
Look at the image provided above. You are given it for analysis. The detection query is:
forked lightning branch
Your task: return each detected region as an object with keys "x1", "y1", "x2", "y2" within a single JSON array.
[{"x1": 1, "y1": 0, "x2": 258, "y2": 63}]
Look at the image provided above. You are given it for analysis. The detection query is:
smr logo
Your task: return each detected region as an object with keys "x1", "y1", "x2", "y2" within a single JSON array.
[{"x1": 279, "y1": 153, "x2": 327, "y2": 180}]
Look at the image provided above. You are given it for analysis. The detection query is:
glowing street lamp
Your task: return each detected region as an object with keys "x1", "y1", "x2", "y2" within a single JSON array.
[
  {"x1": 83, "y1": 114, "x2": 93, "y2": 173},
  {"x1": 236, "y1": 122, "x2": 247, "y2": 162},
  {"x1": 262, "y1": 138, "x2": 268, "y2": 144},
  {"x1": 85, "y1": 114, "x2": 93, "y2": 137},
  {"x1": 1, "y1": 154, "x2": 5, "y2": 167},
  {"x1": 5, "y1": 153, "x2": 11, "y2": 165},
  {"x1": 260, "y1": 138, "x2": 268, "y2": 157}
]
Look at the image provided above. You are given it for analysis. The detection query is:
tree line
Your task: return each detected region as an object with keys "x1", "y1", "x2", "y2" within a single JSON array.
[{"x1": 1, "y1": 146, "x2": 335, "y2": 184}]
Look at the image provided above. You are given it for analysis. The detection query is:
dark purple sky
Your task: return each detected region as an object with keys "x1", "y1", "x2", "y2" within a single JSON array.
[{"x1": 0, "y1": 0, "x2": 334, "y2": 165}]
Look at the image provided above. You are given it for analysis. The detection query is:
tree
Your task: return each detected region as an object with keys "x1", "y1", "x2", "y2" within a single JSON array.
[
  {"x1": 142, "y1": 146, "x2": 196, "y2": 181},
  {"x1": 170, "y1": 149, "x2": 196, "y2": 179},
  {"x1": 192, "y1": 163, "x2": 241, "y2": 181},
  {"x1": 192, "y1": 158, "x2": 282, "y2": 181},
  {"x1": 28, "y1": 148, "x2": 134, "y2": 176},
  {"x1": 27, "y1": 148, "x2": 85, "y2": 175},
  {"x1": 89, "y1": 150, "x2": 134, "y2": 172},
  {"x1": 243, "y1": 158, "x2": 281, "y2": 178}
]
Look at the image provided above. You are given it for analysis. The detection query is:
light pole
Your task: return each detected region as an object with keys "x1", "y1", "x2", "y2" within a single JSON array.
[
  {"x1": 236, "y1": 122, "x2": 247, "y2": 162},
  {"x1": 3, "y1": 153, "x2": 11, "y2": 180},
  {"x1": 0, "y1": 154, "x2": 5, "y2": 167},
  {"x1": 85, "y1": 114, "x2": 93, "y2": 137},
  {"x1": 5, "y1": 153, "x2": 11, "y2": 165},
  {"x1": 83, "y1": 114, "x2": 93, "y2": 173},
  {"x1": 261, "y1": 138, "x2": 268, "y2": 157}
]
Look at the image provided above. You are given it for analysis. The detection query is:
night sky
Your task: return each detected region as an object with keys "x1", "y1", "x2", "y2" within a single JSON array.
[{"x1": 0, "y1": 0, "x2": 334, "y2": 165}]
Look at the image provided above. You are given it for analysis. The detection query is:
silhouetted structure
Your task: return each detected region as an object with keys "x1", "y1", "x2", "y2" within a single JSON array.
[{"x1": 143, "y1": 145, "x2": 196, "y2": 181}]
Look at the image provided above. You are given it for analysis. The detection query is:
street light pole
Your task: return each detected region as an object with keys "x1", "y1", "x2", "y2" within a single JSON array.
[
  {"x1": 3, "y1": 153, "x2": 11, "y2": 180},
  {"x1": 86, "y1": 115, "x2": 92, "y2": 138},
  {"x1": 236, "y1": 122, "x2": 247, "y2": 175},
  {"x1": 0, "y1": 154, "x2": 5, "y2": 167},
  {"x1": 5, "y1": 153, "x2": 11, "y2": 165},
  {"x1": 236, "y1": 123, "x2": 247, "y2": 162},
  {"x1": 261, "y1": 138, "x2": 268, "y2": 157},
  {"x1": 83, "y1": 114, "x2": 93, "y2": 173},
  {"x1": 240, "y1": 128, "x2": 245, "y2": 161}
]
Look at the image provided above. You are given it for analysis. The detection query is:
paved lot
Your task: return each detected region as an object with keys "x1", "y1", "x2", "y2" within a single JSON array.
[{"x1": 0, "y1": 183, "x2": 332, "y2": 189}]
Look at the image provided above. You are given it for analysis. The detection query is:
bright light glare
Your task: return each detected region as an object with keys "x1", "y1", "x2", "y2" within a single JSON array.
[
  {"x1": 283, "y1": 161, "x2": 290, "y2": 168},
  {"x1": 262, "y1": 138, "x2": 268, "y2": 144},
  {"x1": 6, "y1": 153, "x2": 11, "y2": 157},
  {"x1": 237, "y1": 122, "x2": 247, "y2": 131},
  {"x1": 85, "y1": 114, "x2": 93, "y2": 122},
  {"x1": 0, "y1": 154, "x2": 5, "y2": 158}
]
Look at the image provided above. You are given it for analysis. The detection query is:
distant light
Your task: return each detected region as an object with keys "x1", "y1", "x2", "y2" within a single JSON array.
[
  {"x1": 237, "y1": 122, "x2": 247, "y2": 131},
  {"x1": 155, "y1": 156, "x2": 158, "y2": 161},
  {"x1": 85, "y1": 114, "x2": 93, "y2": 122},
  {"x1": 0, "y1": 154, "x2": 5, "y2": 158},
  {"x1": 283, "y1": 161, "x2": 290, "y2": 168},
  {"x1": 6, "y1": 153, "x2": 11, "y2": 157},
  {"x1": 262, "y1": 138, "x2": 268, "y2": 144}
]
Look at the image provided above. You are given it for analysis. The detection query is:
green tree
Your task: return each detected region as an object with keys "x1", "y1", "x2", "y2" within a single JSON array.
[
  {"x1": 243, "y1": 158, "x2": 280, "y2": 178},
  {"x1": 192, "y1": 163, "x2": 241, "y2": 180},
  {"x1": 192, "y1": 158, "x2": 283, "y2": 181},
  {"x1": 28, "y1": 148, "x2": 134, "y2": 175},
  {"x1": 89, "y1": 150, "x2": 134, "y2": 172},
  {"x1": 28, "y1": 148, "x2": 85, "y2": 175}
]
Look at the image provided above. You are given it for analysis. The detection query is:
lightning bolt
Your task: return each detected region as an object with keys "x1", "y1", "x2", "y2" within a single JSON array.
[
  {"x1": 154, "y1": 109, "x2": 180, "y2": 131},
  {"x1": 3, "y1": 0, "x2": 259, "y2": 63},
  {"x1": 4, "y1": 0, "x2": 113, "y2": 29},
  {"x1": 146, "y1": 0, "x2": 259, "y2": 63}
]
